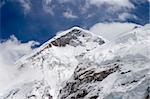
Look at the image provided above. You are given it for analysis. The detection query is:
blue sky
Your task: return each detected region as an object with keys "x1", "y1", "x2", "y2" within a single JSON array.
[{"x1": 0, "y1": 0, "x2": 149, "y2": 44}]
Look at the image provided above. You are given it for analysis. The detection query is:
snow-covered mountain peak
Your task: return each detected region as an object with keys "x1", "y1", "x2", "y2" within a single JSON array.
[
  {"x1": 16, "y1": 27, "x2": 106, "y2": 64},
  {"x1": 1, "y1": 25, "x2": 150, "y2": 99},
  {"x1": 1, "y1": 27, "x2": 106, "y2": 99},
  {"x1": 41, "y1": 26, "x2": 105, "y2": 48}
]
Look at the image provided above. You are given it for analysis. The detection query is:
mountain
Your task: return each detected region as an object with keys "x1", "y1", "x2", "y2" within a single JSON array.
[
  {"x1": 0, "y1": 27, "x2": 106, "y2": 99},
  {"x1": 1, "y1": 25, "x2": 150, "y2": 99}
]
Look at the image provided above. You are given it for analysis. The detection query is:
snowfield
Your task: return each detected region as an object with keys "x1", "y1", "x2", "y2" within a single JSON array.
[{"x1": 0, "y1": 25, "x2": 150, "y2": 99}]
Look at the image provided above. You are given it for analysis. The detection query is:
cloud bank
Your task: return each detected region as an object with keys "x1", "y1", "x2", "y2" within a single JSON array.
[
  {"x1": 0, "y1": 35, "x2": 39, "y2": 93},
  {"x1": 90, "y1": 22, "x2": 141, "y2": 40},
  {"x1": 86, "y1": 0, "x2": 134, "y2": 8},
  {"x1": 118, "y1": 13, "x2": 138, "y2": 21}
]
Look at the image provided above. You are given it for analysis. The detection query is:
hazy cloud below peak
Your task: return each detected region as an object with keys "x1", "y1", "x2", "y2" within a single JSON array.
[
  {"x1": 89, "y1": 22, "x2": 141, "y2": 40},
  {"x1": 0, "y1": 35, "x2": 39, "y2": 92},
  {"x1": 0, "y1": 35, "x2": 39, "y2": 63}
]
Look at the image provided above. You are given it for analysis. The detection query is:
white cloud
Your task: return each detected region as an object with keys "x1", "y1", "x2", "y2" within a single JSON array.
[
  {"x1": 44, "y1": 0, "x2": 52, "y2": 4},
  {"x1": 89, "y1": 22, "x2": 141, "y2": 40},
  {"x1": 18, "y1": 0, "x2": 31, "y2": 14},
  {"x1": 81, "y1": 0, "x2": 135, "y2": 21},
  {"x1": 86, "y1": 0, "x2": 134, "y2": 8},
  {"x1": 144, "y1": 24, "x2": 150, "y2": 29},
  {"x1": 42, "y1": 0, "x2": 54, "y2": 15},
  {"x1": 0, "y1": 35, "x2": 39, "y2": 93},
  {"x1": 63, "y1": 10, "x2": 78, "y2": 19},
  {"x1": 118, "y1": 12, "x2": 137, "y2": 21}
]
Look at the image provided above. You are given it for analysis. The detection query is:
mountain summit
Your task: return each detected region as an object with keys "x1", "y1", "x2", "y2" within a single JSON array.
[
  {"x1": 1, "y1": 25, "x2": 150, "y2": 99},
  {"x1": 1, "y1": 27, "x2": 106, "y2": 99}
]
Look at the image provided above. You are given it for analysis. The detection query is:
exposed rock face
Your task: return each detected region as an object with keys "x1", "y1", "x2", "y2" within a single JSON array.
[
  {"x1": 58, "y1": 58, "x2": 150, "y2": 99},
  {"x1": 47, "y1": 28, "x2": 104, "y2": 47},
  {"x1": 58, "y1": 62, "x2": 120, "y2": 99}
]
